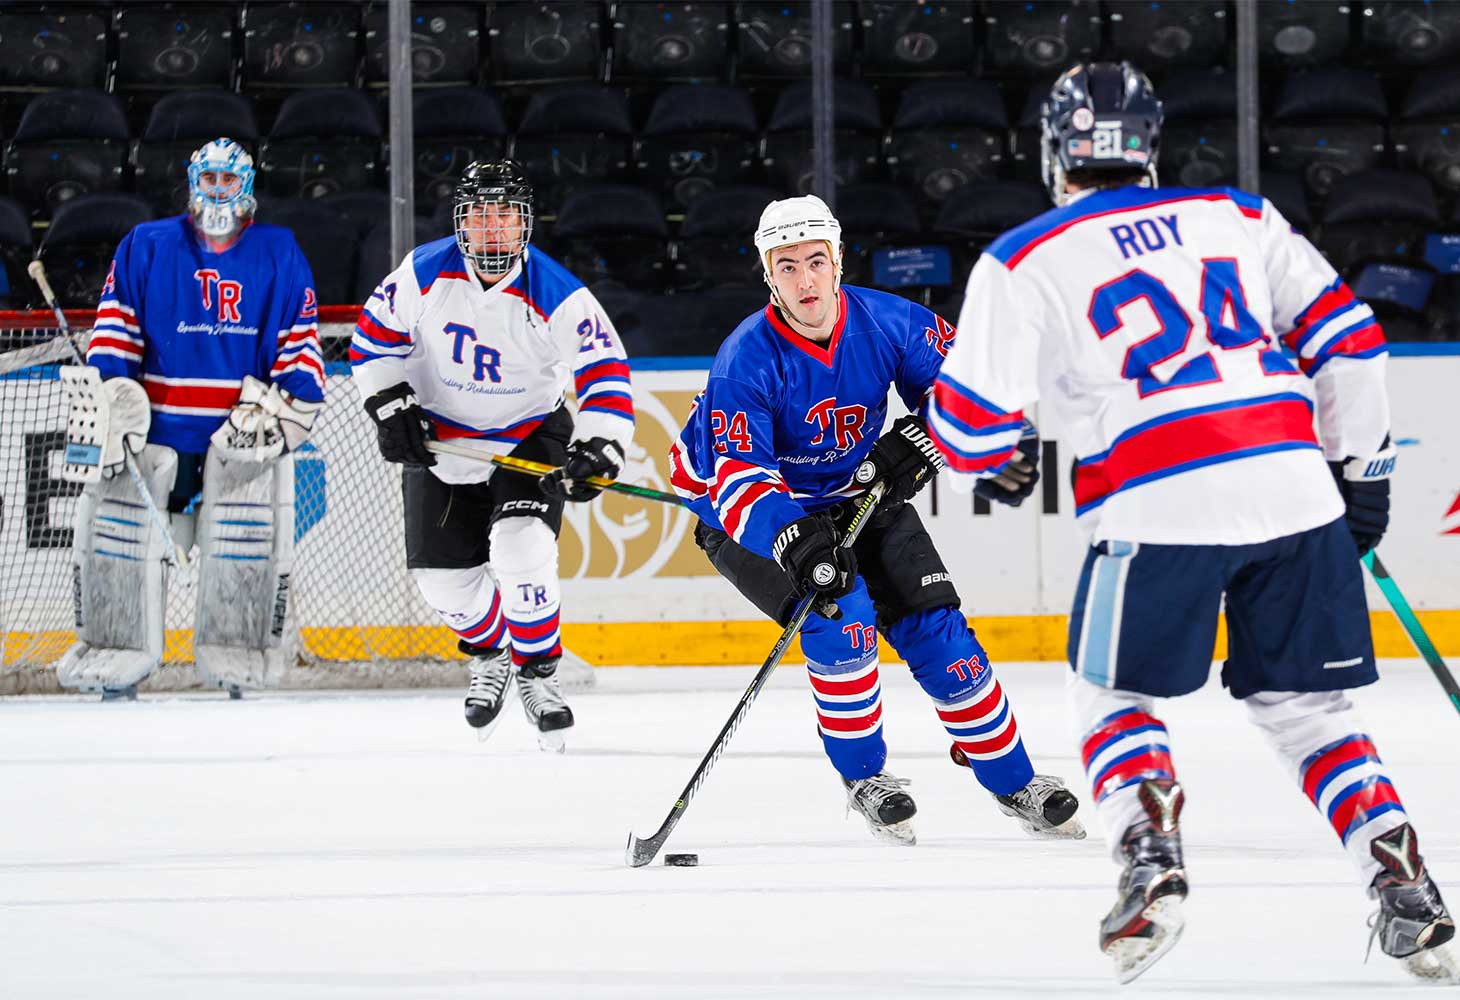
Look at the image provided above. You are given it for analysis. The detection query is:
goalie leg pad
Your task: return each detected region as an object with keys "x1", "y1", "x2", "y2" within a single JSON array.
[
  {"x1": 193, "y1": 448, "x2": 295, "y2": 691},
  {"x1": 489, "y1": 516, "x2": 563, "y2": 666},
  {"x1": 57, "y1": 444, "x2": 177, "y2": 692}
]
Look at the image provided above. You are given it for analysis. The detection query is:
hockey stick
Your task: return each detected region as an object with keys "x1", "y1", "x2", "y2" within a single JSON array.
[
  {"x1": 28, "y1": 260, "x2": 191, "y2": 574},
  {"x1": 625, "y1": 480, "x2": 888, "y2": 868},
  {"x1": 426, "y1": 439, "x2": 682, "y2": 505},
  {"x1": 1363, "y1": 550, "x2": 1460, "y2": 718}
]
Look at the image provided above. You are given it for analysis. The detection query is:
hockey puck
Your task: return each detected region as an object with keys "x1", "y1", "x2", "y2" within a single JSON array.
[{"x1": 664, "y1": 853, "x2": 699, "y2": 867}]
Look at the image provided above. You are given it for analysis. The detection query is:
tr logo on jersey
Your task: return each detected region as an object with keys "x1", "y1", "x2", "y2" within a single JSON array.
[
  {"x1": 194, "y1": 268, "x2": 242, "y2": 322},
  {"x1": 805, "y1": 398, "x2": 867, "y2": 449},
  {"x1": 924, "y1": 316, "x2": 957, "y2": 358}
]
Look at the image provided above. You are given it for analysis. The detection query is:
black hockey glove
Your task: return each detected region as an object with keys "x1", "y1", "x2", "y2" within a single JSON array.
[
  {"x1": 854, "y1": 414, "x2": 945, "y2": 505},
  {"x1": 974, "y1": 419, "x2": 1041, "y2": 508},
  {"x1": 364, "y1": 382, "x2": 435, "y2": 466},
  {"x1": 540, "y1": 437, "x2": 625, "y2": 502},
  {"x1": 772, "y1": 514, "x2": 857, "y2": 607},
  {"x1": 1329, "y1": 437, "x2": 1396, "y2": 557}
]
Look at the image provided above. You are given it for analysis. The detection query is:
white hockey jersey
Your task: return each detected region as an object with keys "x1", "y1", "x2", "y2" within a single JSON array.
[
  {"x1": 932, "y1": 185, "x2": 1389, "y2": 546},
  {"x1": 350, "y1": 239, "x2": 634, "y2": 484}
]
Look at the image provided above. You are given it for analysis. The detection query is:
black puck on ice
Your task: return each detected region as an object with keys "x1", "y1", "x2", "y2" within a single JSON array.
[{"x1": 664, "y1": 853, "x2": 699, "y2": 867}]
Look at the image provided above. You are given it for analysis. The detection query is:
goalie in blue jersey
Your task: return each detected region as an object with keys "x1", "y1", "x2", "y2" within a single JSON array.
[{"x1": 669, "y1": 194, "x2": 1084, "y2": 846}]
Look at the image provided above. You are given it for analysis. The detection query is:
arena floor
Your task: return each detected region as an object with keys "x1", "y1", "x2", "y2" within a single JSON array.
[{"x1": 1, "y1": 660, "x2": 1455, "y2": 999}]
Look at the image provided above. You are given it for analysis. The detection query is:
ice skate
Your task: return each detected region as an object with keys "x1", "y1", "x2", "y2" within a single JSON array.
[
  {"x1": 100, "y1": 684, "x2": 138, "y2": 702},
  {"x1": 842, "y1": 770, "x2": 917, "y2": 846},
  {"x1": 461, "y1": 641, "x2": 513, "y2": 740},
  {"x1": 993, "y1": 773, "x2": 1086, "y2": 840},
  {"x1": 1367, "y1": 823, "x2": 1459, "y2": 984},
  {"x1": 1100, "y1": 779, "x2": 1188, "y2": 984},
  {"x1": 516, "y1": 656, "x2": 574, "y2": 752}
]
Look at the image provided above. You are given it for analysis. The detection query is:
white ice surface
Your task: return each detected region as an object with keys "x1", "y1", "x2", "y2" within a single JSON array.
[{"x1": 1, "y1": 660, "x2": 1456, "y2": 1000}]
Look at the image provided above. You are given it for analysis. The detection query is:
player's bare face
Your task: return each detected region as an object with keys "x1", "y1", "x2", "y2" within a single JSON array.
[
  {"x1": 462, "y1": 203, "x2": 526, "y2": 283},
  {"x1": 770, "y1": 242, "x2": 839, "y2": 341}
]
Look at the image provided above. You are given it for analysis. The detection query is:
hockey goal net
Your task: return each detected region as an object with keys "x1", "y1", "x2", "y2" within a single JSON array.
[{"x1": 0, "y1": 310, "x2": 594, "y2": 694}]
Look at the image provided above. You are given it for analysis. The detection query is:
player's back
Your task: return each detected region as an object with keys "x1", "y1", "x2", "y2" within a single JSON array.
[{"x1": 975, "y1": 185, "x2": 1348, "y2": 545}]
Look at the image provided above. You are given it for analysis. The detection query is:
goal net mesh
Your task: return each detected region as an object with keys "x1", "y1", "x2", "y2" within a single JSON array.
[{"x1": 0, "y1": 321, "x2": 593, "y2": 694}]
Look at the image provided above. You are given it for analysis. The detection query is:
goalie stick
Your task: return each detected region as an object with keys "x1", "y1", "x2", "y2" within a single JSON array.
[
  {"x1": 625, "y1": 480, "x2": 888, "y2": 868},
  {"x1": 1364, "y1": 551, "x2": 1460, "y2": 720},
  {"x1": 28, "y1": 259, "x2": 191, "y2": 575},
  {"x1": 426, "y1": 439, "x2": 681, "y2": 505}
]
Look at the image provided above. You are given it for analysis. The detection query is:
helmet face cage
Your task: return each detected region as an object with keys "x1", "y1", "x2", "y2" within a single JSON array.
[
  {"x1": 1040, "y1": 61, "x2": 1163, "y2": 206},
  {"x1": 453, "y1": 161, "x2": 534, "y2": 277},
  {"x1": 187, "y1": 137, "x2": 256, "y2": 236}
]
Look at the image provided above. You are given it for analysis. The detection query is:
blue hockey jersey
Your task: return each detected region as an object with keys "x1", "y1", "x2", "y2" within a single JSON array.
[
  {"x1": 87, "y1": 216, "x2": 325, "y2": 455},
  {"x1": 669, "y1": 285, "x2": 956, "y2": 559}
]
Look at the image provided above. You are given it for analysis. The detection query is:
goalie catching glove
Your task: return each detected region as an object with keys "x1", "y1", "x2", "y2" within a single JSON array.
[
  {"x1": 364, "y1": 382, "x2": 436, "y2": 466},
  {"x1": 1330, "y1": 436, "x2": 1395, "y2": 557},
  {"x1": 973, "y1": 418, "x2": 1040, "y2": 508},
  {"x1": 210, "y1": 376, "x2": 321, "y2": 464},
  {"x1": 855, "y1": 414, "x2": 944, "y2": 505},
  {"x1": 540, "y1": 437, "x2": 624, "y2": 502}
]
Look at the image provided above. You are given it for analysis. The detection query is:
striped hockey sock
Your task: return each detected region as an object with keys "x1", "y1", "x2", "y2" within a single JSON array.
[{"x1": 808, "y1": 655, "x2": 887, "y2": 780}]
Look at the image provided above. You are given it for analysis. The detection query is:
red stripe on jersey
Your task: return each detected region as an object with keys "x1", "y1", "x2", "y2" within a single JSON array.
[
  {"x1": 501, "y1": 283, "x2": 549, "y2": 321},
  {"x1": 143, "y1": 380, "x2": 242, "y2": 409},
  {"x1": 87, "y1": 336, "x2": 144, "y2": 358},
  {"x1": 580, "y1": 394, "x2": 635, "y2": 418},
  {"x1": 721, "y1": 480, "x2": 777, "y2": 539},
  {"x1": 932, "y1": 378, "x2": 1021, "y2": 432},
  {"x1": 575, "y1": 359, "x2": 630, "y2": 394},
  {"x1": 1298, "y1": 321, "x2": 1385, "y2": 373},
  {"x1": 668, "y1": 442, "x2": 709, "y2": 498}
]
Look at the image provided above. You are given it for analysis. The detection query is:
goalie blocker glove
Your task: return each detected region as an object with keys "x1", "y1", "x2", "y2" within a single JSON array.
[
  {"x1": 540, "y1": 437, "x2": 624, "y2": 502},
  {"x1": 772, "y1": 514, "x2": 857, "y2": 603},
  {"x1": 974, "y1": 418, "x2": 1041, "y2": 508},
  {"x1": 364, "y1": 382, "x2": 436, "y2": 466},
  {"x1": 855, "y1": 414, "x2": 944, "y2": 505},
  {"x1": 1330, "y1": 436, "x2": 1396, "y2": 557}
]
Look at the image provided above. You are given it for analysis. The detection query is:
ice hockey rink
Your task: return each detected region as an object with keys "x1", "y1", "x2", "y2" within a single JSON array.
[{"x1": 1, "y1": 659, "x2": 1455, "y2": 1000}]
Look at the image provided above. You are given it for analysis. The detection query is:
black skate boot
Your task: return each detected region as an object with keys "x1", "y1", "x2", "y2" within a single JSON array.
[
  {"x1": 842, "y1": 770, "x2": 917, "y2": 846},
  {"x1": 516, "y1": 656, "x2": 574, "y2": 753},
  {"x1": 993, "y1": 773, "x2": 1086, "y2": 840},
  {"x1": 100, "y1": 685, "x2": 138, "y2": 702},
  {"x1": 460, "y1": 640, "x2": 512, "y2": 738},
  {"x1": 1100, "y1": 778, "x2": 1189, "y2": 984},
  {"x1": 1368, "y1": 823, "x2": 1459, "y2": 983}
]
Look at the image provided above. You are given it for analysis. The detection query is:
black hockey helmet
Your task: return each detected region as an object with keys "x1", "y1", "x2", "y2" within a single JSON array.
[
  {"x1": 1040, "y1": 61, "x2": 1163, "y2": 206},
  {"x1": 453, "y1": 159, "x2": 534, "y2": 276}
]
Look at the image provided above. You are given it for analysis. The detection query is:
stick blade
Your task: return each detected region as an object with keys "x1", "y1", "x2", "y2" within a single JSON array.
[{"x1": 625, "y1": 831, "x2": 662, "y2": 868}]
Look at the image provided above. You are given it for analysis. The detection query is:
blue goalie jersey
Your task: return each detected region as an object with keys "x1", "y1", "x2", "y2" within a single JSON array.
[
  {"x1": 669, "y1": 285, "x2": 955, "y2": 559},
  {"x1": 86, "y1": 216, "x2": 325, "y2": 455}
]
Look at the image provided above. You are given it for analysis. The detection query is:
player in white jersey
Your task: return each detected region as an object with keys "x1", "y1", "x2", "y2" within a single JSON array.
[
  {"x1": 932, "y1": 63, "x2": 1455, "y2": 984},
  {"x1": 350, "y1": 161, "x2": 635, "y2": 749}
]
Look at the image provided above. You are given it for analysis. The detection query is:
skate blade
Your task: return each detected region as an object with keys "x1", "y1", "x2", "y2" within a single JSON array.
[
  {"x1": 1107, "y1": 896, "x2": 1185, "y2": 985},
  {"x1": 865, "y1": 818, "x2": 916, "y2": 847},
  {"x1": 536, "y1": 730, "x2": 567, "y2": 754},
  {"x1": 1027, "y1": 814, "x2": 1088, "y2": 841},
  {"x1": 1401, "y1": 942, "x2": 1460, "y2": 984},
  {"x1": 471, "y1": 711, "x2": 509, "y2": 744}
]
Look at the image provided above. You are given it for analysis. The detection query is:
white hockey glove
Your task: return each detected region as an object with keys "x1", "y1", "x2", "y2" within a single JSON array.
[
  {"x1": 59, "y1": 367, "x2": 150, "y2": 483},
  {"x1": 210, "y1": 375, "x2": 321, "y2": 465}
]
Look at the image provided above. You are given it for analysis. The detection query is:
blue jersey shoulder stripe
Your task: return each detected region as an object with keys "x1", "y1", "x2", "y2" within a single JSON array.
[
  {"x1": 510, "y1": 246, "x2": 585, "y2": 319},
  {"x1": 411, "y1": 236, "x2": 466, "y2": 292}
]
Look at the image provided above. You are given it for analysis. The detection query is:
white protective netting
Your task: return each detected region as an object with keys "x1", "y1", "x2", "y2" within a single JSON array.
[{"x1": 0, "y1": 322, "x2": 594, "y2": 694}]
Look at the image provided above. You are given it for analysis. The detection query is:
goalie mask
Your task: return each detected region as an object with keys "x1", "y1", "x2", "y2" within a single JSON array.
[
  {"x1": 1040, "y1": 61, "x2": 1163, "y2": 207},
  {"x1": 453, "y1": 160, "x2": 534, "y2": 277},
  {"x1": 188, "y1": 137, "x2": 257, "y2": 238},
  {"x1": 753, "y1": 194, "x2": 844, "y2": 308}
]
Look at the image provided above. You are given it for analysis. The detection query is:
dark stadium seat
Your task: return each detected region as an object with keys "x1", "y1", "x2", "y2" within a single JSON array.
[
  {"x1": 858, "y1": 1, "x2": 976, "y2": 79},
  {"x1": 549, "y1": 184, "x2": 670, "y2": 291},
  {"x1": 615, "y1": 286, "x2": 768, "y2": 356},
  {"x1": 1160, "y1": 69, "x2": 1238, "y2": 189},
  {"x1": 1359, "y1": 0, "x2": 1460, "y2": 69},
  {"x1": 412, "y1": 87, "x2": 509, "y2": 208},
  {"x1": 486, "y1": 2, "x2": 602, "y2": 84},
  {"x1": 1261, "y1": 171, "x2": 1313, "y2": 229},
  {"x1": 114, "y1": 3, "x2": 237, "y2": 91},
  {"x1": 609, "y1": 2, "x2": 730, "y2": 83},
  {"x1": 981, "y1": 0, "x2": 1100, "y2": 79},
  {"x1": 763, "y1": 79, "x2": 881, "y2": 195},
  {"x1": 0, "y1": 196, "x2": 33, "y2": 308},
  {"x1": 1257, "y1": 0, "x2": 1351, "y2": 69},
  {"x1": 363, "y1": 2, "x2": 482, "y2": 86},
  {"x1": 0, "y1": 5, "x2": 109, "y2": 90},
  {"x1": 1009, "y1": 82, "x2": 1053, "y2": 184},
  {"x1": 353, "y1": 215, "x2": 451, "y2": 305},
  {"x1": 322, "y1": 189, "x2": 389, "y2": 239},
  {"x1": 836, "y1": 183, "x2": 924, "y2": 289},
  {"x1": 1425, "y1": 275, "x2": 1460, "y2": 340},
  {"x1": 735, "y1": 1, "x2": 854, "y2": 79},
  {"x1": 636, "y1": 84, "x2": 758, "y2": 210},
  {"x1": 132, "y1": 91, "x2": 260, "y2": 216},
  {"x1": 672, "y1": 185, "x2": 780, "y2": 291},
  {"x1": 257, "y1": 88, "x2": 382, "y2": 199},
  {"x1": 1106, "y1": 0, "x2": 1229, "y2": 71},
  {"x1": 1350, "y1": 259, "x2": 1437, "y2": 341},
  {"x1": 1265, "y1": 68, "x2": 1388, "y2": 201},
  {"x1": 1393, "y1": 67, "x2": 1460, "y2": 201},
  {"x1": 5, "y1": 90, "x2": 129, "y2": 216},
  {"x1": 512, "y1": 86, "x2": 632, "y2": 213},
  {"x1": 887, "y1": 79, "x2": 1007, "y2": 208},
  {"x1": 254, "y1": 198, "x2": 358, "y2": 306},
  {"x1": 38, "y1": 193, "x2": 153, "y2": 308},
  {"x1": 933, "y1": 180, "x2": 1050, "y2": 271},
  {"x1": 240, "y1": 2, "x2": 361, "y2": 90},
  {"x1": 1317, "y1": 169, "x2": 1440, "y2": 276}
]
